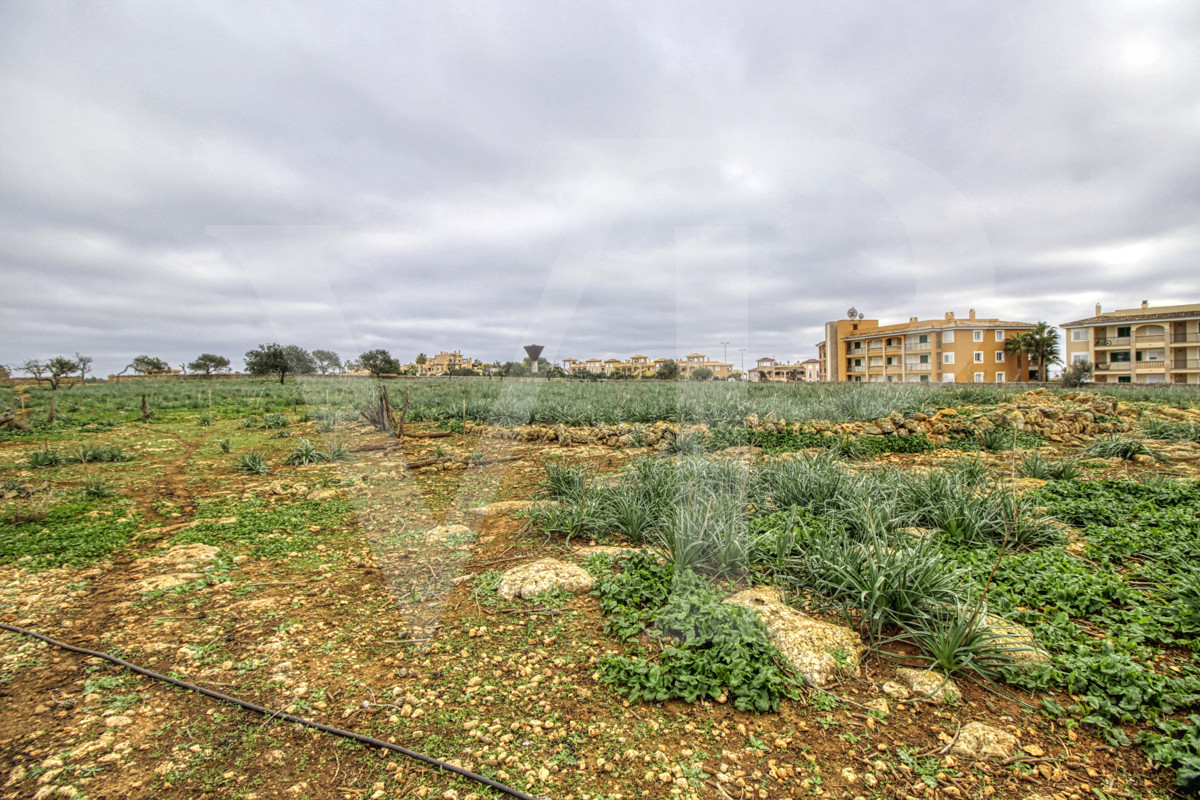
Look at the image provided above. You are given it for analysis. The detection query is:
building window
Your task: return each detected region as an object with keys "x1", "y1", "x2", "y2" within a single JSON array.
[
  {"x1": 920, "y1": 374, "x2": 929, "y2": 382},
  {"x1": 994, "y1": 351, "x2": 1005, "y2": 363},
  {"x1": 1118, "y1": 375, "x2": 1131, "y2": 383},
  {"x1": 996, "y1": 372, "x2": 1005, "y2": 382},
  {"x1": 942, "y1": 374, "x2": 956, "y2": 383},
  {"x1": 1072, "y1": 353, "x2": 1089, "y2": 364},
  {"x1": 974, "y1": 352, "x2": 984, "y2": 363},
  {"x1": 995, "y1": 329, "x2": 1005, "y2": 341},
  {"x1": 1117, "y1": 326, "x2": 1131, "y2": 338},
  {"x1": 918, "y1": 334, "x2": 929, "y2": 344},
  {"x1": 1071, "y1": 329, "x2": 1088, "y2": 341},
  {"x1": 943, "y1": 353, "x2": 955, "y2": 364},
  {"x1": 854, "y1": 358, "x2": 862, "y2": 367},
  {"x1": 974, "y1": 372, "x2": 985, "y2": 382},
  {"x1": 973, "y1": 330, "x2": 984, "y2": 342},
  {"x1": 919, "y1": 354, "x2": 929, "y2": 364},
  {"x1": 943, "y1": 331, "x2": 955, "y2": 344}
]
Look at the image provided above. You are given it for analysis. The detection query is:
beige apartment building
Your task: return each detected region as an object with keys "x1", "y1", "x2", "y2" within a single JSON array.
[
  {"x1": 409, "y1": 350, "x2": 477, "y2": 376},
  {"x1": 1061, "y1": 302, "x2": 1200, "y2": 385},
  {"x1": 818, "y1": 310, "x2": 1036, "y2": 383}
]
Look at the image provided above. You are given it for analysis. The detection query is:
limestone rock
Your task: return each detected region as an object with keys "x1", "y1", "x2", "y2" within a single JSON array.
[
  {"x1": 723, "y1": 587, "x2": 863, "y2": 686},
  {"x1": 983, "y1": 615, "x2": 1051, "y2": 666},
  {"x1": 950, "y1": 721, "x2": 1017, "y2": 760},
  {"x1": 424, "y1": 524, "x2": 473, "y2": 544},
  {"x1": 147, "y1": 543, "x2": 220, "y2": 568},
  {"x1": 137, "y1": 573, "x2": 203, "y2": 592},
  {"x1": 895, "y1": 668, "x2": 960, "y2": 702},
  {"x1": 881, "y1": 681, "x2": 910, "y2": 700},
  {"x1": 467, "y1": 500, "x2": 557, "y2": 519},
  {"x1": 497, "y1": 559, "x2": 594, "y2": 601}
]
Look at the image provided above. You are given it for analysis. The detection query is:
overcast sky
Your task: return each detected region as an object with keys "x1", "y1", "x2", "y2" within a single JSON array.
[{"x1": 3, "y1": 1, "x2": 1198, "y2": 375}]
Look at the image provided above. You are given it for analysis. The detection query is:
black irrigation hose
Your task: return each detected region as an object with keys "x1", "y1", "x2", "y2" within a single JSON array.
[{"x1": 0, "y1": 623, "x2": 540, "y2": 800}]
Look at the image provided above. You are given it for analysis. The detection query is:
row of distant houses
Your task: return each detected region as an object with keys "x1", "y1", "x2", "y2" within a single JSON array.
[
  {"x1": 560, "y1": 353, "x2": 734, "y2": 379},
  {"x1": 405, "y1": 301, "x2": 1200, "y2": 386}
]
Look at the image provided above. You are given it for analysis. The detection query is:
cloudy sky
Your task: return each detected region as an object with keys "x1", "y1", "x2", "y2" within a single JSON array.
[{"x1": 2, "y1": 1, "x2": 1198, "y2": 375}]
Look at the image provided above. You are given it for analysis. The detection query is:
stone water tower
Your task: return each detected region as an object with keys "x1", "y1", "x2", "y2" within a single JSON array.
[{"x1": 523, "y1": 344, "x2": 544, "y2": 374}]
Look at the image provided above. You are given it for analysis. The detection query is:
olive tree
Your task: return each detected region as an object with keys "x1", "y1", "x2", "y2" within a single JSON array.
[
  {"x1": 188, "y1": 353, "x2": 231, "y2": 376},
  {"x1": 131, "y1": 355, "x2": 171, "y2": 375},
  {"x1": 312, "y1": 349, "x2": 342, "y2": 374},
  {"x1": 244, "y1": 343, "x2": 291, "y2": 384},
  {"x1": 359, "y1": 349, "x2": 401, "y2": 377}
]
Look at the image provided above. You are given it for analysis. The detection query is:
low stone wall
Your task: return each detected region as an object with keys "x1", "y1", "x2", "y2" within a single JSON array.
[{"x1": 461, "y1": 389, "x2": 1151, "y2": 449}]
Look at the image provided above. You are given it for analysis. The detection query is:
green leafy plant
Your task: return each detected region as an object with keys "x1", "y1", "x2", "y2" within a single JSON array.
[
  {"x1": 217, "y1": 439, "x2": 232, "y2": 453},
  {"x1": 595, "y1": 553, "x2": 799, "y2": 712}
]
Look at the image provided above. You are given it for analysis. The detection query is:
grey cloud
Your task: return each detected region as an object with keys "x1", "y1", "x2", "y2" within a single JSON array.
[{"x1": 2, "y1": 1, "x2": 1199, "y2": 375}]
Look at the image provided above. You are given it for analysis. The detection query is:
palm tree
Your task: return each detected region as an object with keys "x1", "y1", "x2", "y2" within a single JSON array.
[
  {"x1": 1023, "y1": 322, "x2": 1062, "y2": 382},
  {"x1": 1004, "y1": 332, "x2": 1032, "y2": 379}
]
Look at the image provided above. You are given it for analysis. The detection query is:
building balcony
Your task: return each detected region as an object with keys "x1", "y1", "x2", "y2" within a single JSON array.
[
  {"x1": 867, "y1": 345, "x2": 884, "y2": 353},
  {"x1": 1134, "y1": 334, "x2": 1165, "y2": 344},
  {"x1": 1134, "y1": 360, "x2": 1168, "y2": 370},
  {"x1": 906, "y1": 343, "x2": 931, "y2": 352},
  {"x1": 885, "y1": 346, "x2": 903, "y2": 354},
  {"x1": 905, "y1": 363, "x2": 932, "y2": 371},
  {"x1": 1095, "y1": 362, "x2": 1131, "y2": 371},
  {"x1": 1170, "y1": 333, "x2": 1200, "y2": 345},
  {"x1": 847, "y1": 366, "x2": 865, "y2": 374},
  {"x1": 1172, "y1": 359, "x2": 1200, "y2": 371},
  {"x1": 1095, "y1": 337, "x2": 1131, "y2": 348}
]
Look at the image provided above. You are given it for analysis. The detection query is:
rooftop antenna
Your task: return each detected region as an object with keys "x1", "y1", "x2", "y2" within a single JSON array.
[{"x1": 523, "y1": 344, "x2": 544, "y2": 374}]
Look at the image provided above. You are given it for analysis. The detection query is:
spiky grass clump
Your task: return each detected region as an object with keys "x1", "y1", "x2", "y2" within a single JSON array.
[
  {"x1": 236, "y1": 452, "x2": 272, "y2": 474},
  {"x1": 283, "y1": 439, "x2": 327, "y2": 466},
  {"x1": 799, "y1": 530, "x2": 964, "y2": 641},
  {"x1": 1085, "y1": 435, "x2": 1170, "y2": 463},
  {"x1": 323, "y1": 441, "x2": 351, "y2": 461},
  {"x1": 69, "y1": 444, "x2": 132, "y2": 463},
  {"x1": 903, "y1": 601, "x2": 1046, "y2": 683},
  {"x1": 27, "y1": 448, "x2": 65, "y2": 469},
  {"x1": 1017, "y1": 450, "x2": 1082, "y2": 481},
  {"x1": 82, "y1": 476, "x2": 114, "y2": 499},
  {"x1": 1140, "y1": 418, "x2": 1200, "y2": 444}
]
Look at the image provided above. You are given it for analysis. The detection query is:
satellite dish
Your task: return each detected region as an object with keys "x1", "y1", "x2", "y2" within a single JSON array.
[
  {"x1": 857, "y1": 312, "x2": 865, "y2": 320},
  {"x1": 847, "y1": 307, "x2": 858, "y2": 319}
]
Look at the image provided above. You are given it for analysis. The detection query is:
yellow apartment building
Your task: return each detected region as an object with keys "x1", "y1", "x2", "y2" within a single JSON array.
[
  {"x1": 818, "y1": 310, "x2": 1036, "y2": 383},
  {"x1": 1061, "y1": 301, "x2": 1200, "y2": 385},
  {"x1": 677, "y1": 353, "x2": 734, "y2": 380}
]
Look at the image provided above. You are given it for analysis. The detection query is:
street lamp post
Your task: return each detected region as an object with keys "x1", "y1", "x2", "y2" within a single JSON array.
[
  {"x1": 721, "y1": 341, "x2": 731, "y2": 364},
  {"x1": 738, "y1": 348, "x2": 746, "y2": 373}
]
